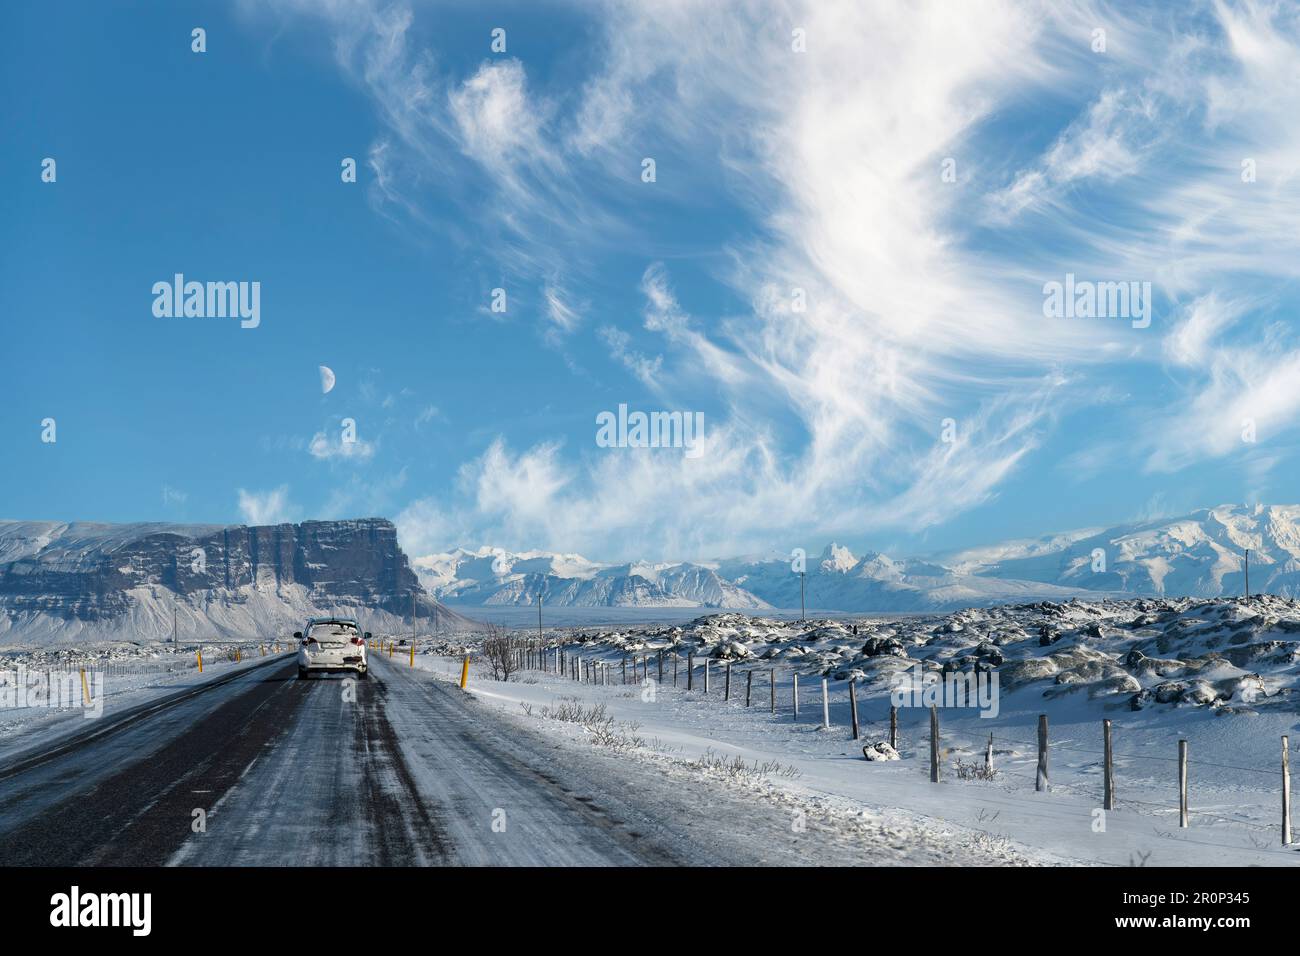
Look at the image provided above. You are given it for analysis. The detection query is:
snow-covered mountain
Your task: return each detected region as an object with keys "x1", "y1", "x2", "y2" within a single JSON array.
[
  {"x1": 415, "y1": 542, "x2": 1077, "y2": 612},
  {"x1": 413, "y1": 547, "x2": 770, "y2": 609},
  {"x1": 421, "y1": 505, "x2": 1294, "y2": 613},
  {"x1": 6, "y1": 504, "x2": 1287, "y2": 639},
  {"x1": 0, "y1": 518, "x2": 471, "y2": 646},
  {"x1": 715, "y1": 545, "x2": 1109, "y2": 612},
  {"x1": 943, "y1": 504, "x2": 1300, "y2": 598}
]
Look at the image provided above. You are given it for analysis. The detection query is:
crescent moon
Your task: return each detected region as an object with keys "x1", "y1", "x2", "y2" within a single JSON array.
[{"x1": 319, "y1": 365, "x2": 336, "y2": 394}]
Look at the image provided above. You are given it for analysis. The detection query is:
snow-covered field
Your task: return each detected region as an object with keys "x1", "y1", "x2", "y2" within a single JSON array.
[
  {"x1": 0, "y1": 642, "x2": 292, "y2": 758},
  {"x1": 7, "y1": 595, "x2": 1298, "y2": 866},
  {"x1": 416, "y1": 595, "x2": 1300, "y2": 866}
]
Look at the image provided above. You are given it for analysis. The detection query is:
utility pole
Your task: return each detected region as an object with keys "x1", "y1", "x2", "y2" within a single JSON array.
[
  {"x1": 800, "y1": 571, "x2": 806, "y2": 622},
  {"x1": 434, "y1": 601, "x2": 439, "y2": 641},
  {"x1": 172, "y1": 604, "x2": 178, "y2": 645},
  {"x1": 537, "y1": 591, "x2": 543, "y2": 645},
  {"x1": 411, "y1": 590, "x2": 417, "y2": 642},
  {"x1": 1245, "y1": 548, "x2": 1251, "y2": 600}
]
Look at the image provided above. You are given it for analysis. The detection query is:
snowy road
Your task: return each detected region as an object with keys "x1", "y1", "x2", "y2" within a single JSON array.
[{"x1": 0, "y1": 652, "x2": 885, "y2": 866}]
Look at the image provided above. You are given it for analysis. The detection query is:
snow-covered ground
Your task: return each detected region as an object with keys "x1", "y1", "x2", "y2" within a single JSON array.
[
  {"x1": 0, "y1": 642, "x2": 293, "y2": 760},
  {"x1": 413, "y1": 596, "x2": 1300, "y2": 866},
  {"x1": 7, "y1": 596, "x2": 1298, "y2": 866}
]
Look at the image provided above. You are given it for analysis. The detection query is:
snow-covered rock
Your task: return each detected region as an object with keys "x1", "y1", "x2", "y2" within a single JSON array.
[{"x1": 862, "y1": 742, "x2": 900, "y2": 761}]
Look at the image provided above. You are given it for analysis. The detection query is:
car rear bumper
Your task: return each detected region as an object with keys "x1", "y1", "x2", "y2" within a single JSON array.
[{"x1": 298, "y1": 650, "x2": 367, "y2": 672}]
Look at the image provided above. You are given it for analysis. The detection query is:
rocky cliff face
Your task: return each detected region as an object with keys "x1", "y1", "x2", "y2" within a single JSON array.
[{"x1": 0, "y1": 519, "x2": 469, "y2": 644}]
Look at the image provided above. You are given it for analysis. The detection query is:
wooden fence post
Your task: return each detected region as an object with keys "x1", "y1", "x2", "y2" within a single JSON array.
[
  {"x1": 1179, "y1": 739, "x2": 1189, "y2": 828},
  {"x1": 770, "y1": 669, "x2": 776, "y2": 714},
  {"x1": 622, "y1": 656, "x2": 627, "y2": 684},
  {"x1": 1283, "y1": 735, "x2": 1292, "y2": 847},
  {"x1": 674, "y1": 653, "x2": 679, "y2": 687},
  {"x1": 746, "y1": 670, "x2": 753, "y2": 707},
  {"x1": 687, "y1": 653, "x2": 694, "y2": 691},
  {"x1": 704, "y1": 658, "x2": 711, "y2": 694},
  {"x1": 985, "y1": 733, "x2": 993, "y2": 775},
  {"x1": 657, "y1": 652, "x2": 663, "y2": 684},
  {"x1": 821, "y1": 677, "x2": 830, "y2": 730},
  {"x1": 792, "y1": 673, "x2": 799, "y2": 720},
  {"x1": 889, "y1": 705, "x2": 898, "y2": 751},
  {"x1": 724, "y1": 661, "x2": 732, "y2": 701},
  {"x1": 1103, "y1": 719, "x2": 1115, "y2": 811},
  {"x1": 849, "y1": 678, "x2": 859, "y2": 740},
  {"x1": 929, "y1": 705, "x2": 939, "y2": 783},
  {"x1": 1036, "y1": 714, "x2": 1049, "y2": 793}
]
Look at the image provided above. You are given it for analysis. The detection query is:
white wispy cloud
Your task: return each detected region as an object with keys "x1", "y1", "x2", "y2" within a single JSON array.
[
  {"x1": 309, "y1": 430, "x2": 377, "y2": 461},
  {"x1": 597, "y1": 325, "x2": 662, "y2": 387},
  {"x1": 251, "y1": 0, "x2": 1300, "y2": 559},
  {"x1": 237, "y1": 485, "x2": 298, "y2": 526},
  {"x1": 1163, "y1": 294, "x2": 1250, "y2": 367},
  {"x1": 448, "y1": 59, "x2": 556, "y2": 190}
]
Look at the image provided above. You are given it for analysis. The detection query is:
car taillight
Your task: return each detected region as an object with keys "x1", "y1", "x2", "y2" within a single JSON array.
[{"x1": 350, "y1": 637, "x2": 363, "y2": 646}]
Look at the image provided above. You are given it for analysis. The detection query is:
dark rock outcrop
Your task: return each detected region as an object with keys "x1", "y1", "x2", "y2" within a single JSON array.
[{"x1": 0, "y1": 519, "x2": 463, "y2": 641}]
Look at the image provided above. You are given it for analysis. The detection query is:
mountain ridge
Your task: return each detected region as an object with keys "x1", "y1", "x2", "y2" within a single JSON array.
[
  {"x1": 0, "y1": 518, "x2": 470, "y2": 645},
  {"x1": 419, "y1": 504, "x2": 1290, "y2": 611}
]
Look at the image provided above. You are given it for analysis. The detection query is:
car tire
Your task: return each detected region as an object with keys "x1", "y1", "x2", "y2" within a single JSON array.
[
  {"x1": 357, "y1": 668, "x2": 369, "y2": 679},
  {"x1": 298, "y1": 667, "x2": 309, "y2": 679}
]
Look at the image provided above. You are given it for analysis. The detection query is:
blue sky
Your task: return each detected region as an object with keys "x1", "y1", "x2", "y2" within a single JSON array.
[{"x1": 3, "y1": 0, "x2": 1299, "y2": 564}]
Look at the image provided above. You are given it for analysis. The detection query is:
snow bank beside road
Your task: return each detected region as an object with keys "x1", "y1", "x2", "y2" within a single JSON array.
[{"x1": 412, "y1": 595, "x2": 1300, "y2": 866}]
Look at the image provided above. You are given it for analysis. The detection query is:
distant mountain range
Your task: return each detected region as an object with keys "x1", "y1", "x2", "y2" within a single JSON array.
[
  {"x1": 417, "y1": 504, "x2": 1294, "y2": 612},
  {"x1": 0, "y1": 518, "x2": 469, "y2": 645},
  {"x1": 2, "y1": 504, "x2": 1290, "y2": 644},
  {"x1": 414, "y1": 548, "x2": 769, "y2": 610}
]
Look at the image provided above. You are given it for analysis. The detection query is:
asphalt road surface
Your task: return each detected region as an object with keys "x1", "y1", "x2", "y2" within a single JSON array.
[{"x1": 0, "y1": 653, "x2": 865, "y2": 866}]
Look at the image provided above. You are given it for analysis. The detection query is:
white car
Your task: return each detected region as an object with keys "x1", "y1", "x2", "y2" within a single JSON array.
[{"x1": 296, "y1": 617, "x2": 369, "y2": 679}]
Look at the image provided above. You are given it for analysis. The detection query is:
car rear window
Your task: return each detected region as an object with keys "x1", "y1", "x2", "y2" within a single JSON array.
[{"x1": 308, "y1": 623, "x2": 359, "y2": 638}]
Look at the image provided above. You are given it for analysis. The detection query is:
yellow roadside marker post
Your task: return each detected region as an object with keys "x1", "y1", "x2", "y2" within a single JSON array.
[
  {"x1": 197, "y1": 648, "x2": 203, "y2": 673},
  {"x1": 410, "y1": 643, "x2": 415, "y2": 667},
  {"x1": 80, "y1": 667, "x2": 91, "y2": 706},
  {"x1": 460, "y1": 655, "x2": 470, "y2": 688}
]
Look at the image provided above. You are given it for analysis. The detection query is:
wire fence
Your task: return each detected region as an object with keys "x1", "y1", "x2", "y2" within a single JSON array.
[{"x1": 491, "y1": 640, "x2": 1295, "y2": 845}]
